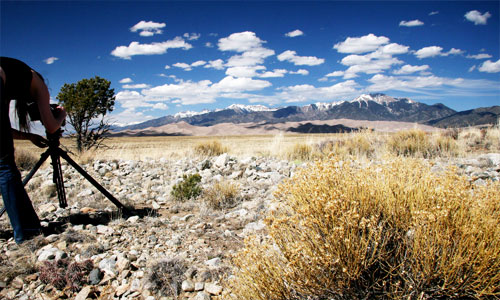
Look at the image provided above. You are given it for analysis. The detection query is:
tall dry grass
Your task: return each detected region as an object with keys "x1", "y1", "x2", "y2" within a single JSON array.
[{"x1": 226, "y1": 157, "x2": 500, "y2": 299}]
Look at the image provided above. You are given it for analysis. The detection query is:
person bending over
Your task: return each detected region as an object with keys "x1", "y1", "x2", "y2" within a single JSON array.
[{"x1": 0, "y1": 57, "x2": 66, "y2": 244}]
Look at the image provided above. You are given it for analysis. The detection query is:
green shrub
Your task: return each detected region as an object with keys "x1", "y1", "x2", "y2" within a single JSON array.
[
  {"x1": 226, "y1": 157, "x2": 500, "y2": 299},
  {"x1": 171, "y1": 173, "x2": 202, "y2": 201}
]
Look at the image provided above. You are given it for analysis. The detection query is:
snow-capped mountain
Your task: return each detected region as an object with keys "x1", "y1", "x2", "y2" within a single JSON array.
[{"x1": 117, "y1": 94, "x2": 456, "y2": 131}]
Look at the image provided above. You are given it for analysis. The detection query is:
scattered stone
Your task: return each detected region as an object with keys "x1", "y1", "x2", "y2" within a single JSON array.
[
  {"x1": 89, "y1": 268, "x2": 103, "y2": 285},
  {"x1": 181, "y1": 280, "x2": 195, "y2": 292},
  {"x1": 205, "y1": 282, "x2": 223, "y2": 295}
]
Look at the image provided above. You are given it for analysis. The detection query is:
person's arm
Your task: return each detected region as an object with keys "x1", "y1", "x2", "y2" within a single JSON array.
[
  {"x1": 30, "y1": 71, "x2": 67, "y2": 134},
  {"x1": 11, "y1": 128, "x2": 48, "y2": 148}
]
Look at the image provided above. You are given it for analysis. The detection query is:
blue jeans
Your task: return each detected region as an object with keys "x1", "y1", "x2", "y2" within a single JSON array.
[{"x1": 0, "y1": 159, "x2": 41, "y2": 244}]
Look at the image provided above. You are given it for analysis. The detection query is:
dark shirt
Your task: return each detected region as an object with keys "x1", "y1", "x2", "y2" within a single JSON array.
[{"x1": 0, "y1": 57, "x2": 34, "y2": 161}]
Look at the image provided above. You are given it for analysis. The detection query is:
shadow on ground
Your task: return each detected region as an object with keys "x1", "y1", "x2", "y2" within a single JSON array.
[{"x1": 0, "y1": 207, "x2": 157, "y2": 241}]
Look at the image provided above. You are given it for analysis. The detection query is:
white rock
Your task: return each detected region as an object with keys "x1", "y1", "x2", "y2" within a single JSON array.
[
  {"x1": 214, "y1": 153, "x2": 229, "y2": 168},
  {"x1": 97, "y1": 225, "x2": 115, "y2": 235},
  {"x1": 205, "y1": 257, "x2": 221, "y2": 268},
  {"x1": 182, "y1": 280, "x2": 195, "y2": 292},
  {"x1": 205, "y1": 283, "x2": 223, "y2": 295}
]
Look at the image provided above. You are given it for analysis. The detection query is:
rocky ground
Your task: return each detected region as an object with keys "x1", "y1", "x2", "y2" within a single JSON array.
[{"x1": 1, "y1": 152, "x2": 499, "y2": 300}]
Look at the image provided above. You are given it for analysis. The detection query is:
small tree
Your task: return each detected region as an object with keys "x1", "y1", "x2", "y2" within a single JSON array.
[{"x1": 57, "y1": 76, "x2": 115, "y2": 152}]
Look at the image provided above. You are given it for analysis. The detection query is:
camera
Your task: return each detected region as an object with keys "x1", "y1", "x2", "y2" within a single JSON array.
[{"x1": 27, "y1": 102, "x2": 61, "y2": 123}]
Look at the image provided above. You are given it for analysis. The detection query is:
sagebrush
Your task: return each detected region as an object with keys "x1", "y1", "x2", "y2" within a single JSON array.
[{"x1": 226, "y1": 157, "x2": 500, "y2": 299}]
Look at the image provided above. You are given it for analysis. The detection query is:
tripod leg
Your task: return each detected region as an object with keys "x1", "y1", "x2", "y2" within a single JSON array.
[
  {"x1": 57, "y1": 149, "x2": 131, "y2": 214},
  {"x1": 22, "y1": 150, "x2": 51, "y2": 186},
  {"x1": 50, "y1": 153, "x2": 67, "y2": 208}
]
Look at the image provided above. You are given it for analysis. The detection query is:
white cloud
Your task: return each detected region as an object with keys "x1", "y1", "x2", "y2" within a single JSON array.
[
  {"x1": 226, "y1": 66, "x2": 266, "y2": 78},
  {"x1": 393, "y1": 64, "x2": 430, "y2": 74},
  {"x1": 218, "y1": 31, "x2": 266, "y2": 52},
  {"x1": 122, "y1": 84, "x2": 151, "y2": 89},
  {"x1": 465, "y1": 10, "x2": 492, "y2": 25},
  {"x1": 191, "y1": 60, "x2": 206, "y2": 67},
  {"x1": 260, "y1": 69, "x2": 288, "y2": 78},
  {"x1": 429, "y1": 11, "x2": 439, "y2": 16},
  {"x1": 119, "y1": 78, "x2": 133, "y2": 83},
  {"x1": 183, "y1": 33, "x2": 201, "y2": 40},
  {"x1": 379, "y1": 43, "x2": 409, "y2": 55},
  {"x1": 333, "y1": 33, "x2": 390, "y2": 54},
  {"x1": 111, "y1": 37, "x2": 192, "y2": 59},
  {"x1": 226, "y1": 48, "x2": 275, "y2": 67},
  {"x1": 414, "y1": 46, "x2": 464, "y2": 59},
  {"x1": 414, "y1": 46, "x2": 444, "y2": 59},
  {"x1": 285, "y1": 29, "x2": 304, "y2": 37},
  {"x1": 326, "y1": 71, "x2": 345, "y2": 77},
  {"x1": 204, "y1": 59, "x2": 225, "y2": 70},
  {"x1": 205, "y1": 42, "x2": 214, "y2": 48},
  {"x1": 399, "y1": 20, "x2": 424, "y2": 27},
  {"x1": 173, "y1": 62, "x2": 192, "y2": 71},
  {"x1": 467, "y1": 53, "x2": 492, "y2": 60},
  {"x1": 130, "y1": 21, "x2": 166, "y2": 36},
  {"x1": 44, "y1": 57, "x2": 59, "y2": 64},
  {"x1": 212, "y1": 76, "x2": 271, "y2": 92},
  {"x1": 290, "y1": 69, "x2": 309, "y2": 75},
  {"x1": 277, "y1": 50, "x2": 324, "y2": 66},
  {"x1": 111, "y1": 108, "x2": 155, "y2": 127},
  {"x1": 478, "y1": 59, "x2": 500, "y2": 73}
]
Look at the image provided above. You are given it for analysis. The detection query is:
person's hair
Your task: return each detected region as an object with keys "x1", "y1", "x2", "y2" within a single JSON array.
[{"x1": 15, "y1": 71, "x2": 45, "y2": 132}]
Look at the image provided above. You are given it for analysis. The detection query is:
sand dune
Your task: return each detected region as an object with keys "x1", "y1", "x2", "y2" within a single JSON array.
[{"x1": 115, "y1": 119, "x2": 440, "y2": 136}]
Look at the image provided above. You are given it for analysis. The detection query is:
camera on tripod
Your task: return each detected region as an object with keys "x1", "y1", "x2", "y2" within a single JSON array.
[{"x1": 27, "y1": 102, "x2": 64, "y2": 125}]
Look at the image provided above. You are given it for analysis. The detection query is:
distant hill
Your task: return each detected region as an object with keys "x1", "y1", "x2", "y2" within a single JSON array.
[
  {"x1": 116, "y1": 94, "x2": 457, "y2": 132},
  {"x1": 425, "y1": 106, "x2": 500, "y2": 128}
]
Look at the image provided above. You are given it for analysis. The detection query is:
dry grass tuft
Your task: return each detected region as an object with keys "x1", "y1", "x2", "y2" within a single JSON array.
[
  {"x1": 15, "y1": 148, "x2": 40, "y2": 171},
  {"x1": 226, "y1": 157, "x2": 500, "y2": 299},
  {"x1": 286, "y1": 143, "x2": 314, "y2": 161},
  {"x1": 194, "y1": 140, "x2": 228, "y2": 157},
  {"x1": 387, "y1": 129, "x2": 432, "y2": 158},
  {"x1": 203, "y1": 180, "x2": 240, "y2": 209}
]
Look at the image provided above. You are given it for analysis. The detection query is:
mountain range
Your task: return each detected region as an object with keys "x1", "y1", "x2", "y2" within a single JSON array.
[{"x1": 115, "y1": 94, "x2": 499, "y2": 134}]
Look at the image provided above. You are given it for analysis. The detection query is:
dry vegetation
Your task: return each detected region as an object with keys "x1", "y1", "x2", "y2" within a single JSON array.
[{"x1": 226, "y1": 157, "x2": 500, "y2": 299}]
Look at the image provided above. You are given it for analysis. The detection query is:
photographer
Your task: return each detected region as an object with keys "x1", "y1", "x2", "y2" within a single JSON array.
[{"x1": 0, "y1": 57, "x2": 66, "y2": 244}]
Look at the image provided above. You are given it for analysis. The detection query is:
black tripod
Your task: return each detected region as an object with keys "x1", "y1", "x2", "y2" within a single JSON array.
[{"x1": 0, "y1": 130, "x2": 132, "y2": 217}]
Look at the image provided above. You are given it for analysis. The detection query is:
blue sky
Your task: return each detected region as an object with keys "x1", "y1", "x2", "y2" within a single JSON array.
[{"x1": 1, "y1": 1, "x2": 499, "y2": 126}]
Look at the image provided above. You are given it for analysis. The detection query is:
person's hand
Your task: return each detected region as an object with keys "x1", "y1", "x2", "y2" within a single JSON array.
[
  {"x1": 53, "y1": 105, "x2": 67, "y2": 126},
  {"x1": 28, "y1": 133, "x2": 48, "y2": 148}
]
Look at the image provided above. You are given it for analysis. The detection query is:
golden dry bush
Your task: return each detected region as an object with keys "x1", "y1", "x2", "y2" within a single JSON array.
[
  {"x1": 226, "y1": 157, "x2": 500, "y2": 299},
  {"x1": 203, "y1": 180, "x2": 240, "y2": 209},
  {"x1": 433, "y1": 135, "x2": 460, "y2": 157},
  {"x1": 194, "y1": 140, "x2": 228, "y2": 156},
  {"x1": 388, "y1": 129, "x2": 432, "y2": 157}
]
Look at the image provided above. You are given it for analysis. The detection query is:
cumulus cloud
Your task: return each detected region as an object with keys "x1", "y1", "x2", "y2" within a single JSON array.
[
  {"x1": 260, "y1": 69, "x2": 288, "y2": 78},
  {"x1": 277, "y1": 50, "x2": 324, "y2": 66},
  {"x1": 465, "y1": 10, "x2": 491, "y2": 25},
  {"x1": 130, "y1": 20, "x2": 166, "y2": 36},
  {"x1": 226, "y1": 66, "x2": 266, "y2": 78},
  {"x1": 111, "y1": 37, "x2": 192, "y2": 59},
  {"x1": 218, "y1": 31, "x2": 267, "y2": 52},
  {"x1": 393, "y1": 64, "x2": 430, "y2": 75},
  {"x1": 478, "y1": 59, "x2": 500, "y2": 73},
  {"x1": 119, "y1": 78, "x2": 133, "y2": 83},
  {"x1": 399, "y1": 20, "x2": 424, "y2": 27},
  {"x1": 326, "y1": 71, "x2": 345, "y2": 77},
  {"x1": 414, "y1": 46, "x2": 443, "y2": 59},
  {"x1": 285, "y1": 29, "x2": 304, "y2": 37},
  {"x1": 333, "y1": 33, "x2": 390, "y2": 54},
  {"x1": 173, "y1": 62, "x2": 192, "y2": 71},
  {"x1": 290, "y1": 69, "x2": 309, "y2": 75},
  {"x1": 414, "y1": 46, "x2": 463, "y2": 59},
  {"x1": 204, "y1": 59, "x2": 225, "y2": 70},
  {"x1": 44, "y1": 57, "x2": 59, "y2": 64}
]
